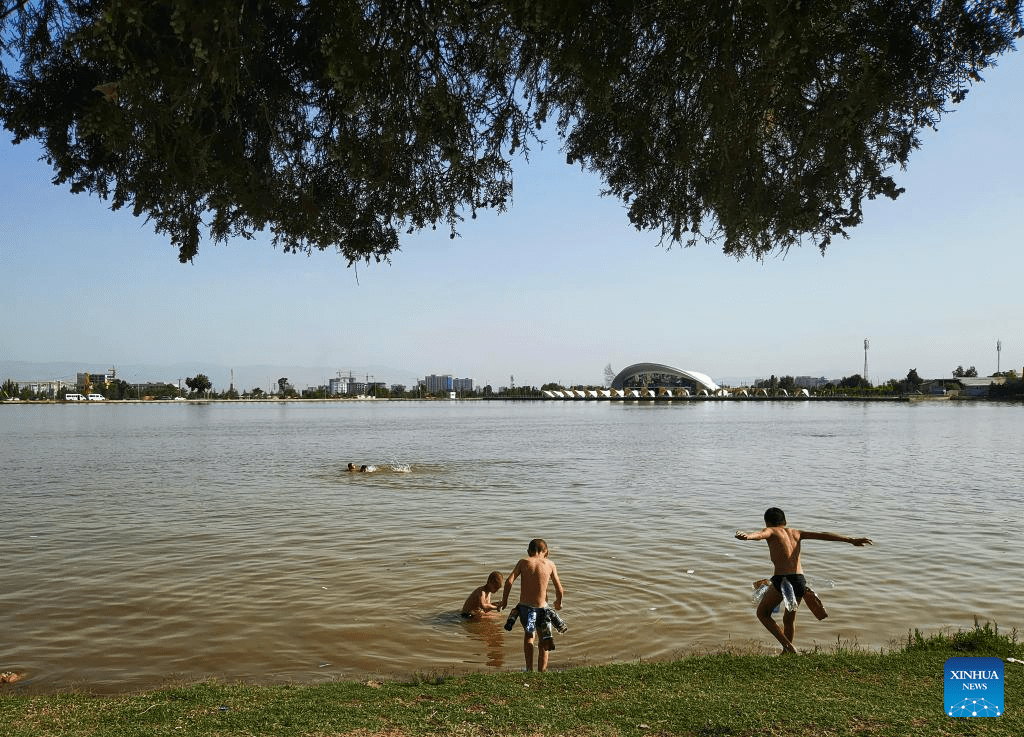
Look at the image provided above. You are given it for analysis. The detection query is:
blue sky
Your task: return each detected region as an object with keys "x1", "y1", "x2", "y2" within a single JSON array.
[{"x1": 3, "y1": 49, "x2": 1022, "y2": 392}]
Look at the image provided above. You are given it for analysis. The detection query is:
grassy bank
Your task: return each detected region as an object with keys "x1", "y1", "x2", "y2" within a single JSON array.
[{"x1": 2, "y1": 624, "x2": 1020, "y2": 736}]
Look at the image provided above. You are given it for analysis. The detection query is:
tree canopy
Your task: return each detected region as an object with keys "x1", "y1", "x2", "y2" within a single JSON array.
[
  {"x1": 185, "y1": 373, "x2": 212, "y2": 394},
  {"x1": 1, "y1": 1, "x2": 1020, "y2": 265}
]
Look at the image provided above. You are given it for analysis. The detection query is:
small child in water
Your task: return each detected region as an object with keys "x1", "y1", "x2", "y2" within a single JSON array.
[{"x1": 461, "y1": 571, "x2": 504, "y2": 618}]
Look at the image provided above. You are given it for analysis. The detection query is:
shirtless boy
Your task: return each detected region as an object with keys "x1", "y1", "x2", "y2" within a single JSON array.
[
  {"x1": 461, "y1": 571, "x2": 503, "y2": 618},
  {"x1": 736, "y1": 507, "x2": 872, "y2": 653},
  {"x1": 498, "y1": 539, "x2": 564, "y2": 672}
]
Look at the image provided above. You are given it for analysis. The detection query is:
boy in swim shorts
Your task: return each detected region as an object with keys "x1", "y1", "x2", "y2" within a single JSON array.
[
  {"x1": 735, "y1": 507, "x2": 872, "y2": 653},
  {"x1": 461, "y1": 571, "x2": 504, "y2": 618},
  {"x1": 498, "y1": 538, "x2": 564, "y2": 672}
]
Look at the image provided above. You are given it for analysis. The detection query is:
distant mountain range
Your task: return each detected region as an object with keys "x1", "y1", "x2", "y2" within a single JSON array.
[{"x1": 0, "y1": 360, "x2": 418, "y2": 392}]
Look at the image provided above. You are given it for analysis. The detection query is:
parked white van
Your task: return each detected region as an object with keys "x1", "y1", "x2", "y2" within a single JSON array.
[
  {"x1": 65, "y1": 393, "x2": 85, "y2": 401},
  {"x1": 87, "y1": 394, "x2": 105, "y2": 401}
]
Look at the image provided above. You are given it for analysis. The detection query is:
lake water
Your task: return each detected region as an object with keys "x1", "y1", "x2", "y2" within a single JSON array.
[{"x1": 1, "y1": 399, "x2": 1021, "y2": 693}]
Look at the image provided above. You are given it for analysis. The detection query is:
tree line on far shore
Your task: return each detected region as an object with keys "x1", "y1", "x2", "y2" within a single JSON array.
[{"x1": 3, "y1": 368, "x2": 1023, "y2": 402}]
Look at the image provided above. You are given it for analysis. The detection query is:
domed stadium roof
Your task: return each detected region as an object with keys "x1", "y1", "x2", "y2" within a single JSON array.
[{"x1": 611, "y1": 363, "x2": 720, "y2": 393}]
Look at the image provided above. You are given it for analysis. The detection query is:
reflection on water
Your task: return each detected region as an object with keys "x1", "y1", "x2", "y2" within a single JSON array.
[
  {"x1": 1, "y1": 400, "x2": 1022, "y2": 693},
  {"x1": 458, "y1": 614, "x2": 507, "y2": 670}
]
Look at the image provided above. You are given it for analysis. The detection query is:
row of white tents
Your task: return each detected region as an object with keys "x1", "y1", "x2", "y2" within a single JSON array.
[{"x1": 541, "y1": 388, "x2": 811, "y2": 399}]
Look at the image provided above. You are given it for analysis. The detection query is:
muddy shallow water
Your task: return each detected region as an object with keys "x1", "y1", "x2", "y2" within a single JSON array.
[{"x1": 2, "y1": 400, "x2": 1021, "y2": 693}]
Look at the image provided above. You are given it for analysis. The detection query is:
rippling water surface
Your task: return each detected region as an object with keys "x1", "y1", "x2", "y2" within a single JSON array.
[{"x1": 2, "y1": 399, "x2": 1022, "y2": 692}]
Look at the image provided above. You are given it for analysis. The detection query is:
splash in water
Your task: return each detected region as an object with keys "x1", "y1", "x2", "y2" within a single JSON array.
[{"x1": 349, "y1": 463, "x2": 412, "y2": 474}]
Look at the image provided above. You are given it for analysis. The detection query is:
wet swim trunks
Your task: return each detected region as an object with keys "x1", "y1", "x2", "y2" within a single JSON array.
[
  {"x1": 505, "y1": 606, "x2": 566, "y2": 632},
  {"x1": 515, "y1": 604, "x2": 556, "y2": 645},
  {"x1": 516, "y1": 604, "x2": 543, "y2": 633},
  {"x1": 771, "y1": 573, "x2": 806, "y2": 602}
]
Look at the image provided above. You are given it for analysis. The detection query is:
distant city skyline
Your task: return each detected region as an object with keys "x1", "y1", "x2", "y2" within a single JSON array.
[
  {"x1": 1, "y1": 356, "x2": 1013, "y2": 396},
  {"x1": 3, "y1": 52, "x2": 1022, "y2": 388}
]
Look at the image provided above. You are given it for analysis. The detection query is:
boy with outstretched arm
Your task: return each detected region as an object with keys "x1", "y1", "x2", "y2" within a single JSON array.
[
  {"x1": 736, "y1": 507, "x2": 872, "y2": 653},
  {"x1": 498, "y1": 538, "x2": 564, "y2": 672}
]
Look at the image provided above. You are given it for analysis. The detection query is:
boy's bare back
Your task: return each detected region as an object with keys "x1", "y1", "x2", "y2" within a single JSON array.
[
  {"x1": 461, "y1": 586, "x2": 491, "y2": 615},
  {"x1": 501, "y1": 549, "x2": 563, "y2": 612},
  {"x1": 764, "y1": 526, "x2": 803, "y2": 575},
  {"x1": 510, "y1": 556, "x2": 559, "y2": 607}
]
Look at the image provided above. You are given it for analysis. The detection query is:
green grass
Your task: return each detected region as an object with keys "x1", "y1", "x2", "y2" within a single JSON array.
[{"x1": 2, "y1": 622, "x2": 1021, "y2": 736}]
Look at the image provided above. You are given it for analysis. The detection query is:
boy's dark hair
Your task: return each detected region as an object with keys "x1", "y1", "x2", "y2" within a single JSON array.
[
  {"x1": 486, "y1": 571, "x2": 503, "y2": 589},
  {"x1": 764, "y1": 507, "x2": 787, "y2": 526},
  {"x1": 528, "y1": 538, "x2": 548, "y2": 555}
]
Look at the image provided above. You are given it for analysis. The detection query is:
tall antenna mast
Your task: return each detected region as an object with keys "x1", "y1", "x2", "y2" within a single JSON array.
[
  {"x1": 997, "y1": 339, "x2": 1002, "y2": 374},
  {"x1": 863, "y1": 338, "x2": 870, "y2": 385}
]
